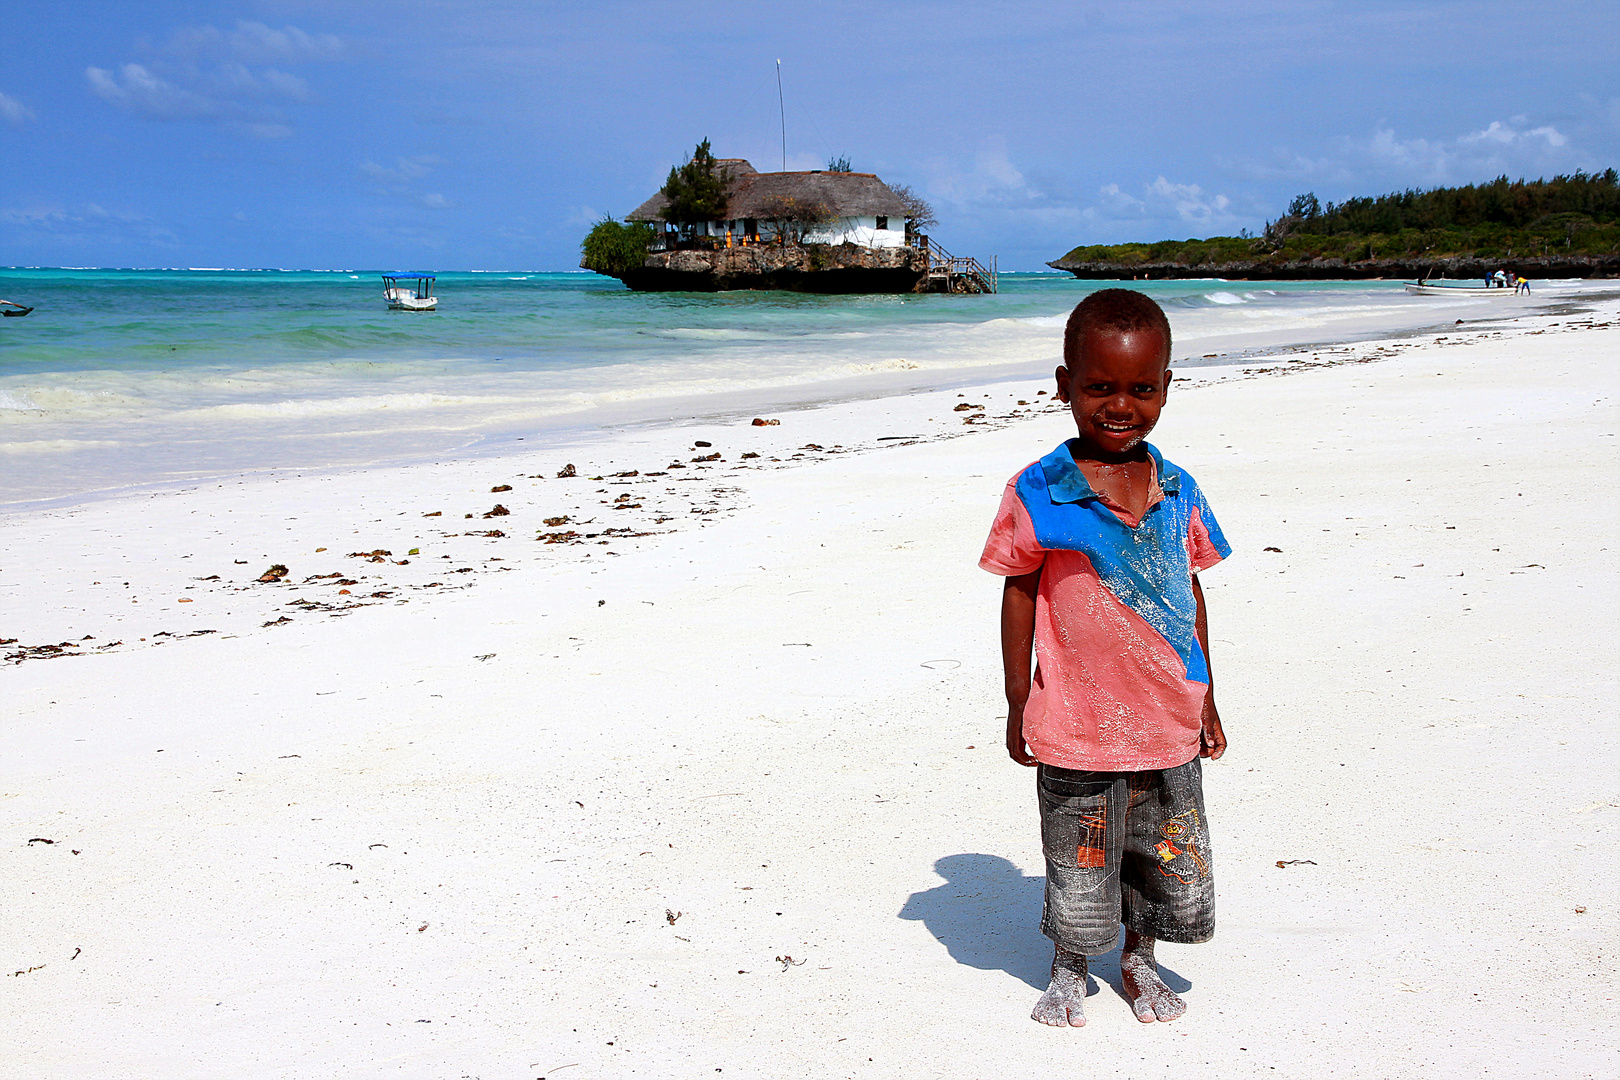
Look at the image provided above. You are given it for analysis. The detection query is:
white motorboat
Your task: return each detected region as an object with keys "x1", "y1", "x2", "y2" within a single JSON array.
[
  {"x1": 382, "y1": 273, "x2": 437, "y2": 311},
  {"x1": 1403, "y1": 280, "x2": 1518, "y2": 296}
]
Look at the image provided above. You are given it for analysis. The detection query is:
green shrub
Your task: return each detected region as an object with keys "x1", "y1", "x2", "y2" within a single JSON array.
[{"x1": 581, "y1": 218, "x2": 655, "y2": 277}]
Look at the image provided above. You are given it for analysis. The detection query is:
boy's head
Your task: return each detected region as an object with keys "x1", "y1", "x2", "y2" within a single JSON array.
[
  {"x1": 1055, "y1": 289, "x2": 1173, "y2": 459},
  {"x1": 1061, "y1": 288, "x2": 1172, "y2": 368}
]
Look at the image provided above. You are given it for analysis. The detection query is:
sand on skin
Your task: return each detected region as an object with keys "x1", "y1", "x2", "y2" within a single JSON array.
[{"x1": 2, "y1": 301, "x2": 1618, "y2": 1078}]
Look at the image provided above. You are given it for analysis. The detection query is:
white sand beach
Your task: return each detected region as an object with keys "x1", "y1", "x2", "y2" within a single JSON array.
[{"x1": 4, "y1": 298, "x2": 1618, "y2": 1078}]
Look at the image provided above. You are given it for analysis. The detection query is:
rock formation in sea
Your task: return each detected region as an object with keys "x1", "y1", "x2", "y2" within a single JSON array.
[{"x1": 598, "y1": 242, "x2": 935, "y2": 293}]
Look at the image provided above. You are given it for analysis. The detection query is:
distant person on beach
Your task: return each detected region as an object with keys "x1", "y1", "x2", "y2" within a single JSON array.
[
  {"x1": 981, "y1": 289, "x2": 1231, "y2": 1028},
  {"x1": 1518, "y1": 276, "x2": 1531, "y2": 295}
]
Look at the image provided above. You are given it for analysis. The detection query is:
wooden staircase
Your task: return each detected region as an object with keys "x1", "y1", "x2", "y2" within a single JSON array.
[{"x1": 918, "y1": 236, "x2": 997, "y2": 294}]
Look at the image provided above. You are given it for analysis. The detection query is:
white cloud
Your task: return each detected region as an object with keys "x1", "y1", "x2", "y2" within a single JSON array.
[
  {"x1": 0, "y1": 91, "x2": 34, "y2": 125},
  {"x1": 88, "y1": 64, "x2": 224, "y2": 120},
  {"x1": 360, "y1": 157, "x2": 452, "y2": 208},
  {"x1": 197, "y1": 62, "x2": 310, "y2": 101},
  {"x1": 1236, "y1": 114, "x2": 1590, "y2": 194},
  {"x1": 1346, "y1": 120, "x2": 1579, "y2": 185},
  {"x1": 1461, "y1": 118, "x2": 1566, "y2": 147},
  {"x1": 1361, "y1": 126, "x2": 1444, "y2": 171},
  {"x1": 258, "y1": 69, "x2": 310, "y2": 99},
  {"x1": 1077, "y1": 177, "x2": 1241, "y2": 234},
  {"x1": 224, "y1": 22, "x2": 343, "y2": 62},
  {"x1": 976, "y1": 147, "x2": 1026, "y2": 191},
  {"x1": 85, "y1": 21, "x2": 337, "y2": 137},
  {"x1": 1145, "y1": 177, "x2": 1231, "y2": 226},
  {"x1": 0, "y1": 202, "x2": 175, "y2": 246},
  {"x1": 164, "y1": 21, "x2": 342, "y2": 63},
  {"x1": 1094, "y1": 183, "x2": 1142, "y2": 214},
  {"x1": 361, "y1": 155, "x2": 447, "y2": 183},
  {"x1": 907, "y1": 146, "x2": 1248, "y2": 249},
  {"x1": 85, "y1": 62, "x2": 301, "y2": 137},
  {"x1": 1229, "y1": 106, "x2": 1601, "y2": 200},
  {"x1": 928, "y1": 144, "x2": 1037, "y2": 205}
]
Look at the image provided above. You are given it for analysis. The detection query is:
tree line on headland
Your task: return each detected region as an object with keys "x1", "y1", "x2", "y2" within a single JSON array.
[{"x1": 1050, "y1": 171, "x2": 1620, "y2": 280}]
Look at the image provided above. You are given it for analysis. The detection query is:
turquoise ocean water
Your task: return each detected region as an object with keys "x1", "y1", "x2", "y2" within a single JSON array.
[{"x1": 0, "y1": 268, "x2": 1539, "y2": 505}]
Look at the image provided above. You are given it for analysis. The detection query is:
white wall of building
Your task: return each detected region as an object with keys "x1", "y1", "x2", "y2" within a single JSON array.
[
  {"x1": 803, "y1": 216, "x2": 907, "y2": 248},
  {"x1": 699, "y1": 215, "x2": 907, "y2": 248}
]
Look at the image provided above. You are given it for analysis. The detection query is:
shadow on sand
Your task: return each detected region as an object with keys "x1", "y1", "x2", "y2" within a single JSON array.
[{"x1": 898, "y1": 853, "x2": 1192, "y2": 1003}]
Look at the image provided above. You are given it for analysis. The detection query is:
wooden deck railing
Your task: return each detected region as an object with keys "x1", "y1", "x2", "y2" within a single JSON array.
[{"x1": 917, "y1": 236, "x2": 997, "y2": 293}]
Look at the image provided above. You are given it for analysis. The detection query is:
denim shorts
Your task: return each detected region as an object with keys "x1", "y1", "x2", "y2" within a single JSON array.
[{"x1": 1036, "y1": 757, "x2": 1215, "y2": 955}]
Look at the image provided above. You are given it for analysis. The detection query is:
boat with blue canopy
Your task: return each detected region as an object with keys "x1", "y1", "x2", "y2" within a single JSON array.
[{"x1": 382, "y1": 272, "x2": 437, "y2": 311}]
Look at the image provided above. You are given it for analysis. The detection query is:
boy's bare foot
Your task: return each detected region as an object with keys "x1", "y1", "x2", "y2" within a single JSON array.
[
  {"x1": 1120, "y1": 931, "x2": 1186, "y2": 1022},
  {"x1": 1031, "y1": 944, "x2": 1088, "y2": 1027}
]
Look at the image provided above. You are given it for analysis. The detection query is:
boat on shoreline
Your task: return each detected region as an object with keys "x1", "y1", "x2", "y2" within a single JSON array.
[
  {"x1": 382, "y1": 273, "x2": 437, "y2": 311},
  {"x1": 1403, "y1": 280, "x2": 1518, "y2": 296}
]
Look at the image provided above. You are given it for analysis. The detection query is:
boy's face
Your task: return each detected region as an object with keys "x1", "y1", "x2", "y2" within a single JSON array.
[{"x1": 1054, "y1": 327, "x2": 1171, "y2": 459}]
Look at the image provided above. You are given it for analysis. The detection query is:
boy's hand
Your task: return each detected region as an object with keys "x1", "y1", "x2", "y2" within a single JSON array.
[
  {"x1": 1190, "y1": 576, "x2": 1224, "y2": 761},
  {"x1": 1199, "y1": 700, "x2": 1226, "y2": 760},
  {"x1": 1000, "y1": 570, "x2": 1041, "y2": 768},
  {"x1": 1006, "y1": 703, "x2": 1037, "y2": 767}
]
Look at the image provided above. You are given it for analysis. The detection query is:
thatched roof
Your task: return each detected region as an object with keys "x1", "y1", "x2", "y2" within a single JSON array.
[{"x1": 627, "y1": 160, "x2": 908, "y2": 222}]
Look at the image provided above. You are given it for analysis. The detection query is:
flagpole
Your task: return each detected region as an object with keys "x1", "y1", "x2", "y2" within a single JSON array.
[{"x1": 776, "y1": 60, "x2": 786, "y2": 172}]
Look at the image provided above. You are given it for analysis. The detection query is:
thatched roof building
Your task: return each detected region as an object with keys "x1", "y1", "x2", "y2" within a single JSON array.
[
  {"x1": 628, "y1": 160, "x2": 907, "y2": 222},
  {"x1": 626, "y1": 159, "x2": 910, "y2": 249}
]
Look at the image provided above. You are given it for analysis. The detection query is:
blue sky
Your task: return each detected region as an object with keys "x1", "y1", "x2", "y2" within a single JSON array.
[{"x1": 2, "y1": 1, "x2": 1616, "y2": 271}]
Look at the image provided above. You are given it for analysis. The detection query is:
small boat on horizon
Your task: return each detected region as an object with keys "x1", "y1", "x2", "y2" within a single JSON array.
[{"x1": 382, "y1": 273, "x2": 437, "y2": 311}]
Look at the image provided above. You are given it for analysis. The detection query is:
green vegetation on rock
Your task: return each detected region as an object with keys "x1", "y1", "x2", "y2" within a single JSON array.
[
  {"x1": 580, "y1": 218, "x2": 656, "y2": 277},
  {"x1": 1055, "y1": 171, "x2": 1620, "y2": 269},
  {"x1": 660, "y1": 138, "x2": 731, "y2": 225}
]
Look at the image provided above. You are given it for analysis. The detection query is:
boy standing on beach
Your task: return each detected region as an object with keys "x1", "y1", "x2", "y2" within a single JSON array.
[{"x1": 980, "y1": 289, "x2": 1231, "y2": 1028}]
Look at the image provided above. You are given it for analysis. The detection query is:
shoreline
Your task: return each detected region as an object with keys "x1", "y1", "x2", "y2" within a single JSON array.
[
  {"x1": 1, "y1": 294, "x2": 1613, "y2": 672},
  {"x1": 5, "y1": 280, "x2": 1606, "y2": 513},
  {"x1": 0, "y1": 316, "x2": 1555, "y2": 664}
]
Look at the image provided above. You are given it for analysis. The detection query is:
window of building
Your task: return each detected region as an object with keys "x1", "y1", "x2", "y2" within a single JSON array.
[{"x1": 876, "y1": 216, "x2": 889, "y2": 230}]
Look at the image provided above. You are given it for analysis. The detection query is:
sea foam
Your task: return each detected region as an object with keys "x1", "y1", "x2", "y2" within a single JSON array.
[{"x1": 0, "y1": 267, "x2": 1594, "y2": 505}]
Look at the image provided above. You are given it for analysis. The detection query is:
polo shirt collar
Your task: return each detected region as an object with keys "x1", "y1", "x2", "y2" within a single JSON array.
[{"x1": 1040, "y1": 439, "x2": 1179, "y2": 504}]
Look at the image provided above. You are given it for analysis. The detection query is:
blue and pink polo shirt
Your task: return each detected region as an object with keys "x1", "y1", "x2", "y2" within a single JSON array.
[{"x1": 980, "y1": 440, "x2": 1230, "y2": 772}]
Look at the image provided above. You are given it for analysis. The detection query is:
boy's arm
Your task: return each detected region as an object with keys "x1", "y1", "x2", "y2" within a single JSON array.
[
  {"x1": 1192, "y1": 574, "x2": 1226, "y2": 760},
  {"x1": 1001, "y1": 570, "x2": 1041, "y2": 767}
]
